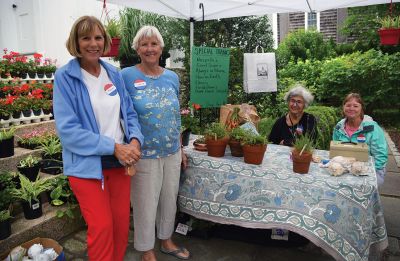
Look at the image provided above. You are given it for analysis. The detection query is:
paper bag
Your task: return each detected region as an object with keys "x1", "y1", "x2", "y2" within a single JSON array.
[
  {"x1": 243, "y1": 52, "x2": 277, "y2": 93},
  {"x1": 220, "y1": 104, "x2": 260, "y2": 128}
]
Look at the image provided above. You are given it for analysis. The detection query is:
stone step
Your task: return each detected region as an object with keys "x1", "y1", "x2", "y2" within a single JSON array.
[
  {"x1": 0, "y1": 202, "x2": 85, "y2": 256},
  {"x1": 0, "y1": 147, "x2": 42, "y2": 173}
]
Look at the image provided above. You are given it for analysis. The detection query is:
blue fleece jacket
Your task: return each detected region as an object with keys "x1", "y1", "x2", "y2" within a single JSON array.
[
  {"x1": 332, "y1": 116, "x2": 388, "y2": 170},
  {"x1": 53, "y1": 58, "x2": 144, "y2": 179}
]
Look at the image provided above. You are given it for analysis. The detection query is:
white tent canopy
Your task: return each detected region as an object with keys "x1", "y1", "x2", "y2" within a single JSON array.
[{"x1": 106, "y1": 0, "x2": 399, "y2": 48}]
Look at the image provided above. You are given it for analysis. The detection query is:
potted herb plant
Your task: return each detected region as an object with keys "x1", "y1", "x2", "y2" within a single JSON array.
[
  {"x1": 11, "y1": 174, "x2": 52, "y2": 219},
  {"x1": 0, "y1": 171, "x2": 16, "y2": 240},
  {"x1": 40, "y1": 136, "x2": 63, "y2": 175},
  {"x1": 193, "y1": 135, "x2": 207, "y2": 151},
  {"x1": 103, "y1": 18, "x2": 122, "y2": 57},
  {"x1": 204, "y1": 122, "x2": 228, "y2": 157},
  {"x1": 0, "y1": 127, "x2": 16, "y2": 158},
  {"x1": 377, "y1": 15, "x2": 400, "y2": 45},
  {"x1": 292, "y1": 134, "x2": 314, "y2": 174},
  {"x1": 228, "y1": 127, "x2": 246, "y2": 157},
  {"x1": 17, "y1": 155, "x2": 42, "y2": 181},
  {"x1": 241, "y1": 130, "x2": 267, "y2": 165}
]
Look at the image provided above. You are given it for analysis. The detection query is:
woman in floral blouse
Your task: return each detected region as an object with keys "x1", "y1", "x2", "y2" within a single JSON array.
[{"x1": 121, "y1": 26, "x2": 190, "y2": 261}]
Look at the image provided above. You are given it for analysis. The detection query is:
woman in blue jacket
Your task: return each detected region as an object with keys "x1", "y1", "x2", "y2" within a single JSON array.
[
  {"x1": 332, "y1": 93, "x2": 388, "y2": 186},
  {"x1": 53, "y1": 16, "x2": 143, "y2": 261}
]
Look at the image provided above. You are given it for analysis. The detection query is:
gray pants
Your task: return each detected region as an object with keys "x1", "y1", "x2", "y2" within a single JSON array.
[{"x1": 130, "y1": 150, "x2": 181, "y2": 251}]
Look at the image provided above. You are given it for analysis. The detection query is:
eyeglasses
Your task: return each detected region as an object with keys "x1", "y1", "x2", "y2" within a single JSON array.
[{"x1": 289, "y1": 99, "x2": 304, "y2": 106}]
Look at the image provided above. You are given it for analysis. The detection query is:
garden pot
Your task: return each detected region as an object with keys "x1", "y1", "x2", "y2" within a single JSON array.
[
  {"x1": 102, "y1": 38, "x2": 121, "y2": 57},
  {"x1": 243, "y1": 144, "x2": 267, "y2": 165},
  {"x1": 378, "y1": 28, "x2": 400, "y2": 45},
  {"x1": 41, "y1": 153, "x2": 63, "y2": 175},
  {"x1": 28, "y1": 72, "x2": 37, "y2": 79},
  {"x1": 206, "y1": 138, "x2": 228, "y2": 157},
  {"x1": 181, "y1": 129, "x2": 191, "y2": 146},
  {"x1": 0, "y1": 218, "x2": 11, "y2": 240},
  {"x1": 292, "y1": 150, "x2": 313, "y2": 174},
  {"x1": 228, "y1": 139, "x2": 243, "y2": 157},
  {"x1": 45, "y1": 73, "x2": 53, "y2": 78},
  {"x1": 12, "y1": 111, "x2": 21, "y2": 119},
  {"x1": 17, "y1": 165, "x2": 41, "y2": 181},
  {"x1": 0, "y1": 136, "x2": 14, "y2": 158},
  {"x1": 22, "y1": 199, "x2": 43, "y2": 219},
  {"x1": 37, "y1": 72, "x2": 44, "y2": 78},
  {"x1": 22, "y1": 110, "x2": 32, "y2": 118},
  {"x1": 32, "y1": 109, "x2": 42, "y2": 116},
  {"x1": 0, "y1": 114, "x2": 10, "y2": 121}
]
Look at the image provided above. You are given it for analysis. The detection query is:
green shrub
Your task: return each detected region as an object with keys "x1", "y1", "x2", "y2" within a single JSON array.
[
  {"x1": 258, "y1": 117, "x2": 276, "y2": 137},
  {"x1": 305, "y1": 106, "x2": 340, "y2": 150}
]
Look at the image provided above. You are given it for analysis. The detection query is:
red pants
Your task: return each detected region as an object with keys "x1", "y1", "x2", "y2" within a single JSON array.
[{"x1": 69, "y1": 168, "x2": 130, "y2": 261}]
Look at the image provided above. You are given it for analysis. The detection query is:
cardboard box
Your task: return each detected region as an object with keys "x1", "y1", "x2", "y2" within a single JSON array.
[
  {"x1": 1, "y1": 237, "x2": 65, "y2": 261},
  {"x1": 329, "y1": 141, "x2": 369, "y2": 162}
]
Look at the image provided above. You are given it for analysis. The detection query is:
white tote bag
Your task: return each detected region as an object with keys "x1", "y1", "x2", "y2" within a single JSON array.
[{"x1": 243, "y1": 47, "x2": 277, "y2": 93}]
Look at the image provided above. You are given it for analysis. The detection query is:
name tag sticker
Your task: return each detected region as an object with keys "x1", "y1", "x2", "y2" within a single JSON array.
[
  {"x1": 104, "y1": 83, "x2": 117, "y2": 96},
  {"x1": 134, "y1": 79, "x2": 147, "y2": 90}
]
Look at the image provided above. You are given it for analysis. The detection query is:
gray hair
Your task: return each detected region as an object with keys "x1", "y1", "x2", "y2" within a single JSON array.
[
  {"x1": 132, "y1": 25, "x2": 164, "y2": 51},
  {"x1": 284, "y1": 84, "x2": 314, "y2": 108}
]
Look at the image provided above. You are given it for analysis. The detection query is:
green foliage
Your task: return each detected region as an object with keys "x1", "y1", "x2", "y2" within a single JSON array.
[
  {"x1": 12, "y1": 174, "x2": 52, "y2": 206},
  {"x1": 293, "y1": 134, "x2": 314, "y2": 154},
  {"x1": 0, "y1": 171, "x2": 16, "y2": 212},
  {"x1": 18, "y1": 155, "x2": 41, "y2": 168},
  {"x1": 40, "y1": 136, "x2": 62, "y2": 156},
  {"x1": 258, "y1": 117, "x2": 276, "y2": 137},
  {"x1": 241, "y1": 129, "x2": 267, "y2": 145},
  {"x1": 48, "y1": 175, "x2": 78, "y2": 218},
  {"x1": 204, "y1": 122, "x2": 228, "y2": 140},
  {"x1": 0, "y1": 209, "x2": 11, "y2": 221},
  {"x1": 305, "y1": 106, "x2": 340, "y2": 150},
  {"x1": 276, "y1": 29, "x2": 336, "y2": 68},
  {"x1": 377, "y1": 15, "x2": 400, "y2": 29},
  {"x1": 318, "y1": 50, "x2": 400, "y2": 113},
  {"x1": 0, "y1": 127, "x2": 16, "y2": 141},
  {"x1": 105, "y1": 18, "x2": 121, "y2": 38},
  {"x1": 229, "y1": 127, "x2": 247, "y2": 141}
]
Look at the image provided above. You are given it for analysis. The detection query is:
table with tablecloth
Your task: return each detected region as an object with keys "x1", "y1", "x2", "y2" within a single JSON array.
[{"x1": 178, "y1": 144, "x2": 388, "y2": 261}]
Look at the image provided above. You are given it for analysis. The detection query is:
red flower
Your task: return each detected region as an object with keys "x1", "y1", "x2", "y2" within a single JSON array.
[
  {"x1": 5, "y1": 95, "x2": 17, "y2": 104},
  {"x1": 192, "y1": 103, "x2": 201, "y2": 110},
  {"x1": 33, "y1": 53, "x2": 43, "y2": 59},
  {"x1": 31, "y1": 89, "x2": 44, "y2": 99}
]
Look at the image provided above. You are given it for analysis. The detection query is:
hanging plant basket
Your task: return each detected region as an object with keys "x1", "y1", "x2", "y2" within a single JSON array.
[
  {"x1": 378, "y1": 28, "x2": 400, "y2": 45},
  {"x1": 102, "y1": 38, "x2": 121, "y2": 57}
]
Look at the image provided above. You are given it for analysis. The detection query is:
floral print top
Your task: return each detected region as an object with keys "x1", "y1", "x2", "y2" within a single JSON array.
[{"x1": 121, "y1": 66, "x2": 181, "y2": 158}]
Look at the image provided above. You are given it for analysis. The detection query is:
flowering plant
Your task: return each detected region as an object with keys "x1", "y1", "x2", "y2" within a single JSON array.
[{"x1": 180, "y1": 108, "x2": 199, "y2": 131}]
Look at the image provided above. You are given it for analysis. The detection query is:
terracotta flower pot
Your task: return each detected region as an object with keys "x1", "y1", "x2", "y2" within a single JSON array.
[
  {"x1": 206, "y1": 137, "x2": 228, "y2": 157},
  {"x1": 292, "y1": 150, "x2": 312, "y2": 174},
  {"x1": 243, "y1": 144, "x2": 267, "y2": 165},
  {"x1": 229, "y1": 139, "x2": 243, "y2": 157}
]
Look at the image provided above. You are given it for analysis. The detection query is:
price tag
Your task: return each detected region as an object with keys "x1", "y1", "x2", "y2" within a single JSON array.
[
  {"x1": 32, "y1": 203, "x2": 40, "y2": 210},
  {"x1": 271, "y1": 228, "x2": 289, "y2": 241},
  {"x1": 175, "y1": 223, "x2": 189, "y2": 235}
]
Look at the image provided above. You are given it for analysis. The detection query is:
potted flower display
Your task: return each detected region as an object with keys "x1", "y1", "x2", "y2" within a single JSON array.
[
  {"x1": 204, "y1": 122, "x2": 228, "y2": 157},
  {"x1": 0, "y1": 171, "x2": 16, "y2": 240},
  {"x1": 17, "y1": 155, "x2": 42, "y2": 181},
  {"x1": 40, "y1": 136, "x2": 63, "y2": 175},
  {"x1": 228, "y1": 127, "x2": 246, "y2": 157},
  {"x1": 103, "y1": 18, "x2": 122, "y2": 57},
  {"x1": 180, "y1": 107, "x2": 199, "y2": 146},
  {"x1": 0, "y1": 127, "x2": 16, "y2": 158},
  {"x1": 11, "y1": 174, "x2": 52, "y2": 220},
  {"x1": 292, "y1": 134, "x2": 314, "y2": 174},
  {"x1": 193, "y1": 135, "x2": 207, "y2": 151},
  {"x1": 241, "y1": 130, "x2": 267, "y2": 165},
  {"x1": 377, "y1": 15, "x2": 400, "y2": 45}
]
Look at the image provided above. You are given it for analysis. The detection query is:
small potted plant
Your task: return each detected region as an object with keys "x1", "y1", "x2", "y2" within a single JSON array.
[
  {"x1": 292, "y1": 134, "x2": 314, "y2": 174},
  {"x1": 40, "y1": 136, "x2": 63, "y2": 175},
  {"x1": 204, "y1": 122, "x2": 228, "y2": 157},
  {"x1": 48, "y1": 175, "x2": 78, "y2": 218},
  {"x1": 228, "y1": 127, "x2": 246, "y2": 157},
  {"x1": 241, "y1": 130, "x2": 267, "y2": 165},
  {"x1": 103, "y1": 18, "x2": 122, "y2": 57},
  {"x1": 11, "y1": 174, "x2": 52, "y2": 219},
  {"x1": 193, "y1": 135, "x2": 207, "y2": 151},
  {"x1": 0, "y1": 171, "x2": 16, "y2": 240},
  {"x1": 17, "y1": 155, "x2": 42, "y2": 181},
  {"x1": 377, "y1": 15, "x2": 400, "y2": 45},
  {"x1": 0, "y1": 127, "x2": 16, "y2": 158},
  {"x1": 180, "y1": 108, "x2": 199, "y2": 146}
]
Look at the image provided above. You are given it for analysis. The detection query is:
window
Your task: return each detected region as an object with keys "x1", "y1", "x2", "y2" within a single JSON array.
[{"x1": 307, "y1": 12, "x2": 317, "y2": 29}]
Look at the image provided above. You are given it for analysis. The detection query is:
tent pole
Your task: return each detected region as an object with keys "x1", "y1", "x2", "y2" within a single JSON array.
[{"x1": 190, "y1": 17, "x2": 194, "y2": 51}]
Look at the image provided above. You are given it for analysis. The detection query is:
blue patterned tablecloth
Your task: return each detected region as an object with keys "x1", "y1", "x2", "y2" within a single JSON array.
[{"x1": 178, "y1": 144, "x2": 388, "y2": 261}]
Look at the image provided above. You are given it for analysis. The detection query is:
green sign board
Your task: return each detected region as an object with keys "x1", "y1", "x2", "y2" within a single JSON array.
[{"x1": 190, "y1": 46, "x2": 230, "y2": 108}]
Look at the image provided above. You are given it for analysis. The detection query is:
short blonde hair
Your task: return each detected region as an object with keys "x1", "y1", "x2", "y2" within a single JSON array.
[
  {"x1": 66, "y1": 16, "x2": 111, "y2": 57},
  {"x1": 284, "y1": 84, "x2": 314, "y2": 108},
  {"x1": 132, "y1": 25, "x2": 164, "y2": 51}
]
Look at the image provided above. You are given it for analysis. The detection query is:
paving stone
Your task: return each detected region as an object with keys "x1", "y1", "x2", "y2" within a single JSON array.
[
  {"x1": 387, "y1": 256, "x2": 400, "y2": 261},
  {"x1": 63, "y1": 238, "x2": 87, "y2": 254},
  {"x1": 388, "y1": 237, "x2": 400, "y2": 255},
  {"x1": 74, "y1": 229, "x2": 87, "y2": 242},
  {"x1": 381, "y1": 197, "x2": 400, "y2": 237},
  {"x1": 380, "y1": 172, "x2": 400, "y2": 198}
]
